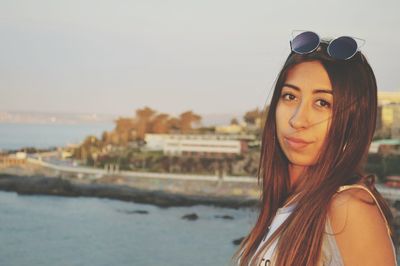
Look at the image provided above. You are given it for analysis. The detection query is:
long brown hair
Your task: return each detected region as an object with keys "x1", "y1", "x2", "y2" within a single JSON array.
[{"x1": 232, "y1": 41, "x2": 398, "y2": 265}]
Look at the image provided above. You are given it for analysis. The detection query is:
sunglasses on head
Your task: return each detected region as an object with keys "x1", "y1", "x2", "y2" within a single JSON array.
[{"x1": 290, "y1": 30, "x2": 366, "y2": 60}]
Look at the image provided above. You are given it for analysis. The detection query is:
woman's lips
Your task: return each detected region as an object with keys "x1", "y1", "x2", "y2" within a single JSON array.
[{"x1": 284, "y1": 136, "x2": 313, "y2": 150}]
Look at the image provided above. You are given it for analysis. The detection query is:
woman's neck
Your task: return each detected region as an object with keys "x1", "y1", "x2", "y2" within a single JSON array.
[{"x1": 288, "y1": 164, "x2": 306, "y2": 187}]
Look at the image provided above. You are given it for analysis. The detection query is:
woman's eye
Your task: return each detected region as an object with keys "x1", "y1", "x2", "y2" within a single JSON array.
[
  {"x1": 281, "y1": 93, "x2": 296, "y2": 101},
  {"x1": 316, "y1": 99, "x2": 331, "y2": 108},
  {"x1": 281, "y1": 93, "x2": 331, "y2": 109}
]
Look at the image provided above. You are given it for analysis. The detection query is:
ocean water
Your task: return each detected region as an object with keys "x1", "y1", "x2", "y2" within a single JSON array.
[
  {"x1": 0, "y1": 123, "x2": 113, "y2": 151},
  {"x1": 0, "y1": 122, "x2": 258, "y2": 265},
  {"x1": 0, "y1": 191, "x2": 257, "y2": 266}
]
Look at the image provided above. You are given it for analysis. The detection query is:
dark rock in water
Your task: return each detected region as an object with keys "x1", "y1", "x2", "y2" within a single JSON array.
[
  {"x1": 232, "y1": 236, "x2": 245, "y2": 245},
  {"x1": 132, "y1": 210, "x2": 148, "y2": 214},
  {"x1": 214, "y1": 215, "x2": 234, "y2": 220},
  {"x1": 118, "y1": 209, "x2": 149, "y2": 215},
  {"x1": 182, "y1": 213, "x2": 198, "y2": 221}
]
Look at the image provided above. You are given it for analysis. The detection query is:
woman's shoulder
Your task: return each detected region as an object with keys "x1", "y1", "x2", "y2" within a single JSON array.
[
  {"x1": 328, "y1": 182, "x2": 376, "y2": 237},
  {"x1": 327, "y1": 182, "x2": 396, "y2": 265},
  {"x1": 329, "y1": 181, "x2": 390, "y2": 235},
  {"x1": 331, "y1": 181, "x2": 375, "y2": 207}
]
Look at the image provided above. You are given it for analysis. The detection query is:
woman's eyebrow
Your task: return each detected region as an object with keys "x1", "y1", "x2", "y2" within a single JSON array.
[{"x1": 283, "y1": 83, "x2": 333, "y2": 94}]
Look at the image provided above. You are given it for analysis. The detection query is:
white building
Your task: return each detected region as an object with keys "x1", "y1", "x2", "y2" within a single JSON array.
[
  {"x1": 215, "y1": 123, "x2": 245, "y2": 134},
  {"x1": 144, "y1": 133, "x2": 250, "y2": 157}
]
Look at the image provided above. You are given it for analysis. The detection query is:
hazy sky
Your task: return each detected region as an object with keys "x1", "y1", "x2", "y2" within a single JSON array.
[{"x1": 1, "y1": 0, "x2": 399, "y2": 117}]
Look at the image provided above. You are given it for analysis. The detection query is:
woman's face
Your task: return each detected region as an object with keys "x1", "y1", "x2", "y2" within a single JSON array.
[{"x1": 276, "y1": 60, "x2": 333, "y2": 166}]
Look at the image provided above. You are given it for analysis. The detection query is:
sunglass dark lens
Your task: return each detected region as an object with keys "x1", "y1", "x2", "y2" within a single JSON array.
[
  {"x1": 328, "y1": 37, "x2": 358, "y2": 60},
  {"x1": 291, "y1": 31, "x2": 320, "y2": 54}
]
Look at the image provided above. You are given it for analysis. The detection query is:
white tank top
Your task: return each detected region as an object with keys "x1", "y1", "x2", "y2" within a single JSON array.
[{"x1": 248, "y1": 184, "x2": 397, "y2": 266}]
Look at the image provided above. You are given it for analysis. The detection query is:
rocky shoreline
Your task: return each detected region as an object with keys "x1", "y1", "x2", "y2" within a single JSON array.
[
  {"x1": 2, "y1": 173, "x2": 400, "y2": 249},
  {"x1": 0, "y1": 174, "x2": 259, "y2": 209}
]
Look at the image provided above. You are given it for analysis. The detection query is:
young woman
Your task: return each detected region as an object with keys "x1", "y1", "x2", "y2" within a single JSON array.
[{"x1": 232, "y1": 31, "x2": 398, "y2": 265}]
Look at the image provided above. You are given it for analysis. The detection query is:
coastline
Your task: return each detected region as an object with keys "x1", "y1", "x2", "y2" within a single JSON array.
[{"x1": 0, "y1": 173, "x2": 260, "y2": 209}]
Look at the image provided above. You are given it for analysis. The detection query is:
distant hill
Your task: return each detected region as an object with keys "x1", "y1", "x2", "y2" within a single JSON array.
[
  {"x1": 198, "y1": 112, "x2": 244, "y2": 127},
  {"x1": 0, "y1": 111, "x2": 116, "y2": 124},
  {"x1": 0, "y1": 110, "x2": 245, "y2": 127}
]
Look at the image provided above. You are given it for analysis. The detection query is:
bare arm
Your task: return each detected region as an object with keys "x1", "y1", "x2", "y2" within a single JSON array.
[{"x1": 328, "y1": 188, "x2": 396, "y2": 266}]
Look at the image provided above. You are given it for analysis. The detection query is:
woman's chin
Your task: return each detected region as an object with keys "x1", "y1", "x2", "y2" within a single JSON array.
[{"x1": 287, "y1": 155, "x2": 315, "y2": 167}]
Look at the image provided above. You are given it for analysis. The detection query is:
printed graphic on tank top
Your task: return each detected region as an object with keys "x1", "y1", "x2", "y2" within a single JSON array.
[{"x1": 250, "y1": 203, "x2": 296, "y2": 265}]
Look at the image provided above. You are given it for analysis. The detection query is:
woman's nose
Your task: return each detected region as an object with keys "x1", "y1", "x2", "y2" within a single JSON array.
[{"x1": 289, "y1": 102, "x2": 310, "y2": 129}]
